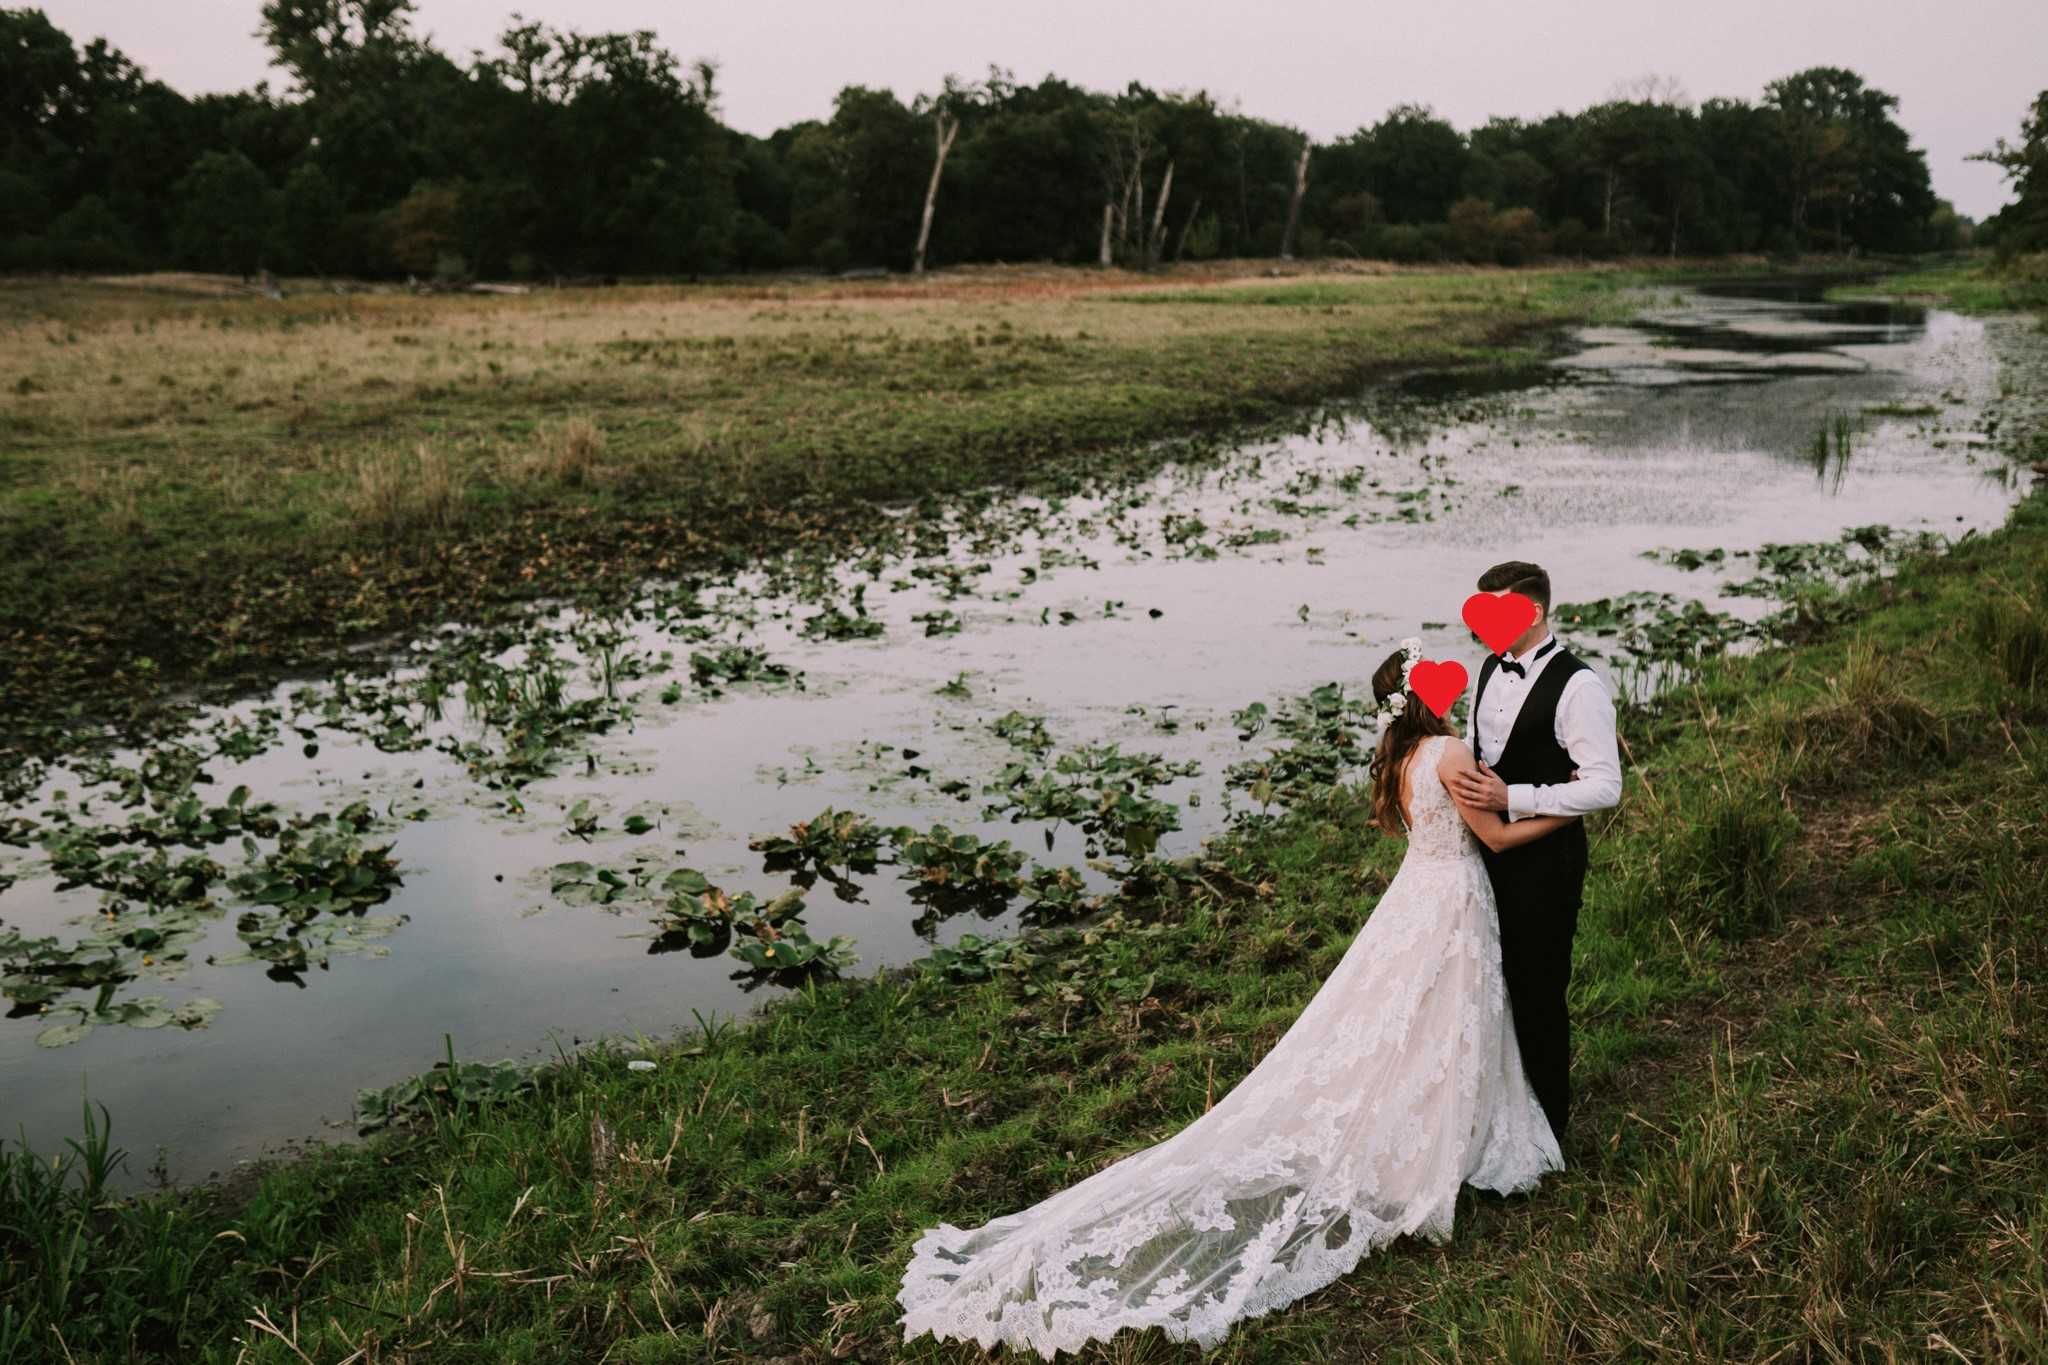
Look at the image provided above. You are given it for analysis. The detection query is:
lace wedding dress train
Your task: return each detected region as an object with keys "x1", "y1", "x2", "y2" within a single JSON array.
[{"x1": 897, "y1": 735, "x2": 1562, "y2": 1357}]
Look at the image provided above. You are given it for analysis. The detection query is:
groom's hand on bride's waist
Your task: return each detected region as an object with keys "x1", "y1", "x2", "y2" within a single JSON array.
[{"x1": 1448, "y1": 760, "x2": 1511, "y2": 813}]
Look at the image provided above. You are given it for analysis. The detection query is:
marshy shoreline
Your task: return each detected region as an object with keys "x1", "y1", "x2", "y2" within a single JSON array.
[
  {"x1": 2, "y1": 259, "x2": 2045, "y2": 1363},
  {"x1": 0, "y1": 254, "x2": 1873, "y2": 764}
]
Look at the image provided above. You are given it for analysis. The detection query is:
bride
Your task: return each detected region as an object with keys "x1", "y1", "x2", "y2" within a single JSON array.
[{"x1": 897, "y1": 640, "x2": 1572, "y2": 1357}]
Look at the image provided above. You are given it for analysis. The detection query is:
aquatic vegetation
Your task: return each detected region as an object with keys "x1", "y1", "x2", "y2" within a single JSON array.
[
  {"x1": 909, "y1": 561, "x2": 993, "y2": 600},
  {"x1": 44, "y1": 827, "x2": 225, "y2": 909},
  {"x1": 292, "y1": 675, "x2": 435, "y2": 753},
  {"x1": 981, "y1": 743, "x2": 1195, "y2": 858},
  {"x1": 1557, "y1": 592, "x2": 1761, "y2": 671},
  {"x1": 3, "y1": 927, "x2": 143, "y2": 1015},
  {"x1": 207, "y1": 710, "x2": 282, "y2": 761},
  {"x1": 750, "y1": 807, "x2": 889, "y2": 890},
  {"x1": 24, "y1": 993, "x2": 221, "y2": 1049},
  {"x1": 727, "y1": 887, "x2": 855, "y2": 978},
  {"x1": 1016, "y1": 864, "x2": 1102, "y2": 925},
  {"x1": 893, "y1": 824, "x2": 1029, "y2": 923},
  {"x1": 1722, "y1": 524, "x2": 1947, "y2": 598},
  {"x1": 226, "y1": 822, "x2": 404, "y2": 918},
  {"x1": 989, "y1": 710, "x2": 1054, "y2": 755},
  {"x1": 646, "y1": 868, "x2": 736, "y2": 952},
  {"x1": 71, "y1": 746, "x2": 209, "y2": 808},
  {"x1": 1225, "y1": 682, "x2": 1374, "y2": 809},
  {"x1": 355, "y1": 1038, "x2": 544, "y2": 1134},
  {"x1": 689, "y1": 645, "x2": 801, "y2": 696},
  {"x1": 223, "y1": 905, "x2": 407, "y2": 980},
  {"x1": 426, "y1": 644, "x2": 640, "y2": 785},
  {"x1": 548, "y1": 859, "x2": 655, "y2": 907},
  {"x1": 1641, "y1": 546, "x2": 1728, "y2": 570},
  {"x1": 800, "y1": 606, "x2": 885, "y2": 642},
  {"x1": 1810, "y1": 408, "x2": 1857, "y2": 489},
  {"x1": 923, "y1": 932, "x2": 1035, "y2": 985},
  {"x1": 621, "y1": 868, "x2": 857, "y2": 978},
  {"x1": 4, "y1": 792, "x2": 418, "y2": 1034},
  {"x1": 565, "y1": 800, "x2": 603, "y2": 841},
  {"x1": 728, "y1": 919, "x2": 859, "y2": 978},
  {"x1": 119, "y1": 785, "x2": 284, "y2": 847}
]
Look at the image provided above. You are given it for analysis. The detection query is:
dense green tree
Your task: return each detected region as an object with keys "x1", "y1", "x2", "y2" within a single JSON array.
[
  {"x1": 0, "y1": 5, "x2": 1965, "y2": 278},
  {"x1": 1973, "y1": 91, "x2": 2047, "y2": 255},
  {"x1": 171, "y1": 150, "x2": 273, "y2": 274},
  {"x1": 275, "y1": 161, "x2": 343, "y2": 272},
  {"x1": 1765, "y1": 66, "x2": 1933, "y2": 251}
]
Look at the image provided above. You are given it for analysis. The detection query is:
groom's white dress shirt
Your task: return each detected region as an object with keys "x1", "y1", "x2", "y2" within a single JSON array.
[{"x1": 1466, "y1": 632, "x2": 1624, "y2": 823}]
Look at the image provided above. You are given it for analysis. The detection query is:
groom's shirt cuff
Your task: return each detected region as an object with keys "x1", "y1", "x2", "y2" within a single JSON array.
[{"x1": 1505, "y1": 784, "x2": 1538, "y2": 821}]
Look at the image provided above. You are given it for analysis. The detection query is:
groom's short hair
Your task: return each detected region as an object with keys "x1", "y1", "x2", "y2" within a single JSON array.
[{"x1": 1477, "y1": 560, "x2": 1550, "y2": 613}]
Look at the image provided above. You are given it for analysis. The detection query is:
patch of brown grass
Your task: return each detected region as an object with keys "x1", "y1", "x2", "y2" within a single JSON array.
[
  {"x1": 350, "y1": 441, "x2": 461, "y2": 538},
  {"x1": 509, "y1": 414, "x2": 608, "y2": 488}
]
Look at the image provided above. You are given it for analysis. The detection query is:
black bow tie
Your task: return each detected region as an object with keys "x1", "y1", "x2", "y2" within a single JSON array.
[{"x1": 1496, "y1": 639, "x2": 1557, "y2": 678}]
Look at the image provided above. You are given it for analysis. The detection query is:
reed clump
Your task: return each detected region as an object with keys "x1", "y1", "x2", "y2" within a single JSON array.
[
  {"x1": 1777, "y1": 641, "x2": 1953, "y2": 786},
  {"x1": 509, "y1": 414, "x2": 608, "y2": 488},
  {"x1": 1968, "y1": 591, "x2": 2045, "y2": 707},
  {"x1": 349, "y1": 441, "x2": 461, "y2": 538}
]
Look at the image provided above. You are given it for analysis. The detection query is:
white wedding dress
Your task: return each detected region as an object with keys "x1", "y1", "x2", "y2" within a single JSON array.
[{"x1": 896, "y1": 735, "x2": 1562, "y2": 1357}]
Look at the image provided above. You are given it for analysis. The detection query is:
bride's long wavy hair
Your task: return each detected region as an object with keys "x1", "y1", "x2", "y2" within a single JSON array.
[{"x1": 1368, "y1": 647, "x2": 1455, "y2": 837}]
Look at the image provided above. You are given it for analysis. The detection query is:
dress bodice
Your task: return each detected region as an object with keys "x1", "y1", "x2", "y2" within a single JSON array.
[{"x1": 1402, "y1": 735, "x2": 1481, "y2": 863}]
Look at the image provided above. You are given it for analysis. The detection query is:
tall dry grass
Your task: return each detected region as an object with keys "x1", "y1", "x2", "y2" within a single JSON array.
[{"x1": 349, "y1": 441, "x2": 461, "y2": 538}]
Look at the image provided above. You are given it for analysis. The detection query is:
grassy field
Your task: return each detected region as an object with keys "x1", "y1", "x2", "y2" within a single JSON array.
[
  {"x1": 1, "y1": 263, "x2": 2043, "y2": 1363},
  {"x1": 0, "y1": 257, "x2": 1746, "y2": 754},
  {"x1": 1826, "y1": 251, "x2": 2048, "y2": 316}
]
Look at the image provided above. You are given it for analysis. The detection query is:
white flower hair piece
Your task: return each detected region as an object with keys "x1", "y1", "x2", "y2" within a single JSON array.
[{"x1": 1374, "y1": 637, "x2": 1426, "y2": 738}]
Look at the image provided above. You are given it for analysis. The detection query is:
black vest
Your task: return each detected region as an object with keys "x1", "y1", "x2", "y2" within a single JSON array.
[{"x1": 1473, "y1": 645, "x2": 1590, "y2": 899}]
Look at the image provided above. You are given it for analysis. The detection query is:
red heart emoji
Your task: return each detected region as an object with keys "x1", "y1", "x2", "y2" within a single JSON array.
[
  {"x1": 1407, "y1": 659, "x2": 1468, "y2": 718},
  {"x1": 1461, "y1": 591, "x2": 1539, "y2": 655}
]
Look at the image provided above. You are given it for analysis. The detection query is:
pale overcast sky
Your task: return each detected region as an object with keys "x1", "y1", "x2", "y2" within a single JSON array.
[{"x1": 44, "y1": 0, "x2": 2043, "y2": 221}]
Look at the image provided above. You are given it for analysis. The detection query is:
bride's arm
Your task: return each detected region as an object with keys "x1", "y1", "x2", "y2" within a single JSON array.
[{"x1": 1436, "y1": 738, "x2": 1576, "y2": 852}]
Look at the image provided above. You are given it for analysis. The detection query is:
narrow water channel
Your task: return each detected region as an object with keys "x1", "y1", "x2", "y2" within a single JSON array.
[{"x1": 1, "y1": 279, "x2": 2035, "y2": 1186}]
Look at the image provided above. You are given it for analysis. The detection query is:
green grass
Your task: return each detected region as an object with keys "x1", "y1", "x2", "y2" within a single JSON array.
[
  {"x1": 0, "y1": 259, "x2": 1727, "y2": 755},
  {"x1": 1827, "y1": 252, "x2": 2048, "y2": 316},
  {"x1": 5, "y1": 504, "x2": 2045, "y2": 1363}
]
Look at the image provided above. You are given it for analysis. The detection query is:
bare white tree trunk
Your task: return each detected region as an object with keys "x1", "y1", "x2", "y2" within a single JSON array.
[
  {"x1": 1131, "y1": 160, "x2": 1145, "y2": 261},
  {"x1": 912, "y1": 111, "x2": 960, "y2": 275},
  {"x1": 1099, "y1": 202, "x2": 1115, "y2": 267},
  {"x1": 1146, "y1": 160, "x2": 1175, "y2": 268},
  {"x1": 1279, "y1": 141, "x2": 1310, "y2": 260}
]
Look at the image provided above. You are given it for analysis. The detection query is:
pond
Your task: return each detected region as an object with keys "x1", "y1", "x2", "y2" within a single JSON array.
[{"x1": 1, "y1": 278, "x2": 2036, "y2": 1187}]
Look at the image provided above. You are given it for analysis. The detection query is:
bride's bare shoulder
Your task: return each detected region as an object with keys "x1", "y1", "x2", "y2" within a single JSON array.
[{"x1": 1433, "y1": 734, "x2": 1474, "y2": 778}]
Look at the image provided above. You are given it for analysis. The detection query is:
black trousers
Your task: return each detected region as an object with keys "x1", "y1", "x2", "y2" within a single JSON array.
[{"x1": 1489, "y1": 873, "x2": 1581, "y2": 1148}]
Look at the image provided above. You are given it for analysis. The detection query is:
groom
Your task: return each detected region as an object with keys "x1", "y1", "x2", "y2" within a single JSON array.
[{"x1": 1447, "y1": 560, "x2": 1622, "y2": 1151}]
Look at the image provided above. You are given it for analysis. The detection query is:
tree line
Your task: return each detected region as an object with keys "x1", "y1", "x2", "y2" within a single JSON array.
[{"x1": 2, "y1": 2, "x2": 2028, "y2": 283}]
